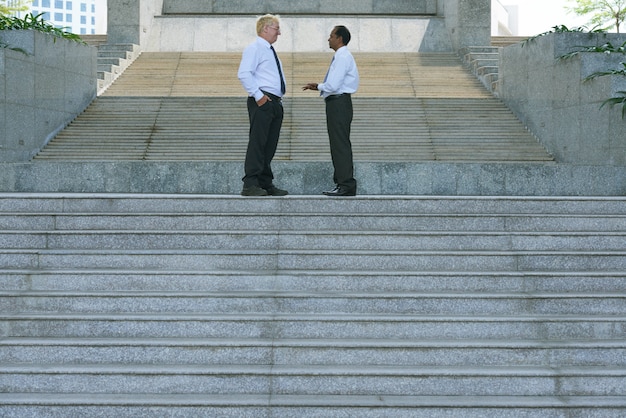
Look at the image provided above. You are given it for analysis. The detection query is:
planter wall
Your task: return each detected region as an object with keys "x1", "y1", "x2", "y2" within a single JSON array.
[
  {"x1": 0, "y1": 30, "x2": 96, "y2": 162},
  {"x1": 498, "y1": 33, "x2": 626, "y2": 166}
]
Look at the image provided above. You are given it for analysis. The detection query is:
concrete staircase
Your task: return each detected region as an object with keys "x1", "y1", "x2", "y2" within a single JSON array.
[
  {"x1": 461, "y1": 37, "x2": 530, "y2": 95},
  {"x1": 95, "y1": 43, "x2": 141, "y2": 94},
  {"x1": 82, "y1": 34, "x2": 141, "y2": 95},
  {"x1": 36, "y1": 51, "x2": 552, "y2": 163},
  {"x1": 461, "y1": 46, "x2": 501, "y2": 94},
  {"x1": 1, "y1": 193, "x2": 625, "y2": 416}
]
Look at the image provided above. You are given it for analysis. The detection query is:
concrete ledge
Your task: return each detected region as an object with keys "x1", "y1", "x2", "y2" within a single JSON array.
[
  {"x1": 162, "y1": 0, "x2": 438, "y2": 15},
  {"x1": 146, "y1": 16, "x2": 452, "y2": 52},
  {"x1": 0, "y1": 161, "x2": 624, "y2": 196}
]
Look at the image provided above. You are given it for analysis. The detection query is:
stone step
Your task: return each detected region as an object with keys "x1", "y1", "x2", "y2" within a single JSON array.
[
  {"x1": 2, "y1": 214, "x2": 625, "y2": 232},
  {"x1": 98, "y1": 57, "x2": 131, "y2": 66},
  {"x1": 2, "y1": 393, "x2": 625, "y2": 417},
  {"x1": 2, "y1": 291, "x2": 625, "y2": 316},
  {"x1": 3, "y1": 312, "x2": 624, "y2": 339},
  {"x1": 21, "y1": 160, "x2": 626, "y2": 195},
  {"x1": 2, "y1": 364, "x2": 625, "y2": 396},
  {"x1": 3, "y1": 230, "x2": 625, "y2": 251},
  {"x1": 491, "y1": 36, "x2": 529, "y2": 47},
  {"x1": 3, "y1": 337, "x2": 626, "y2": 366},
  {"x1": 3, "y1": 248, "x2": 625, "y2": 271},
  {"x1": 2, "y1": 270, "x2": 625, "y2": 294},
  {"x1": 5, "y1": 194, "x2": 625, "y2": 215},
  {"x1": 95, "y1": 43, "x2": 141, "y2": 94}
]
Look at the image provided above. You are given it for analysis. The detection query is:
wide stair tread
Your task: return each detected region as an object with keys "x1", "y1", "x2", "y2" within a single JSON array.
[{"x1": 0, "y1": 193, "x2": 625, "y2": 415}]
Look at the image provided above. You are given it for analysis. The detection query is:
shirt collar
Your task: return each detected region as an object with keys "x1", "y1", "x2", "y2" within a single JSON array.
[
  {"x1": 257, "y1": 37, "x2": 272, "y2": 48},
  {"x1": 334, "y1": 45, "x2": 348, "y2": 56}
]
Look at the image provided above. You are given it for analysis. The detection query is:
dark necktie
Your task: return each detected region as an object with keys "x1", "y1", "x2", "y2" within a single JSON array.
[{"x1": 270, "y1": 46, "x2": 286, "y2": 95}]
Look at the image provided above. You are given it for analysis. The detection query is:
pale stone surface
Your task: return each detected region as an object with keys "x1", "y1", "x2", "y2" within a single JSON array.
[
  {"x1": 0, "y1": 161, "x2": 624, "y2": 195},
  {"x1": 162, "y1": 0, "x2": 437, "y2": 15},
  {"x1": 147, "y1": 17, "x2": 452, "y2": 52}
]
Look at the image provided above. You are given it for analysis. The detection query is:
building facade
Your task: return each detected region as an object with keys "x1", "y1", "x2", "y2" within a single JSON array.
[{"x1": 14, "y1": 0, "x2": 107, "y2": 35}]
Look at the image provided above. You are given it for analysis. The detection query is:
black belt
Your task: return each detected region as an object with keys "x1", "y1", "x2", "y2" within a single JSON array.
[
  {"x1": 260, "y1": 91, "x2": 282, "y2": 102},
  {"x1": 325, "y1": 93, "x2": 350, "y2": 102}
]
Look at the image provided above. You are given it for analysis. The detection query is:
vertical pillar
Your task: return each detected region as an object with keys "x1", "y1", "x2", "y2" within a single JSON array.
[
  {"x1": 107, "y1": 0, "x2": 163, "y2": 46},
  {"x1": 441, "y1": 0, "x2": 491, "y2": 51}
]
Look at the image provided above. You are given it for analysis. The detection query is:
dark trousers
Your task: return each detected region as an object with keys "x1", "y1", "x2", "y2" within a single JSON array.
[
  {"x1": 243, "y1": 96, "x2": 283, "y2": 188},
  {"x1": 325, "y1": 94, "x2": 356, "y2": 191}
]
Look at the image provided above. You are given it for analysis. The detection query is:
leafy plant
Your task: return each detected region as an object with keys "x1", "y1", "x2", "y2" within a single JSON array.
[
  {"x1": 522, "y1": 24, "x2": 604, "y2": 47},
  {"x1": 559, "y1": 40, "x2": 626, "y2": 59},
  {"x1": 566, "y1": 0, "x2": 626, "y2": 33},
  {"x1": 528, "y1": 24, "x2": 626, "y2": 119},
  {"x1": 600, "y1": 91, "x2": 626, "y2": 118},
  {"x1": 0, "y1": 0, "x2": 31, "y2": 16},
  {"x1": 584, "y1": 61, "x2": 626, "y2": 80},
  {"x1": 1, "y1": 40, "x2": 27, "y2": 54},
  {"x1": 584, "y1": 62, "x2": 626, "y2": 118},
  {"x1": 0, "y1": 12, "x2": 84, "y2": 44}
]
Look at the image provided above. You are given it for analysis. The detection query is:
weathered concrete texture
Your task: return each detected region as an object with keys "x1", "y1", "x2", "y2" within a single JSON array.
[
  {"x1": 0, "y1": 31, "x2": 96, "y2": 163},
  {"x1": 162, "y1": 0, "x2": 438, "y2": 15},
  {"x1": 498, "y1": 33, "x2": 626, "y2": 166},
  {"x1": 146, "y1": 16, "x2": 452, "y2": 53},
  {"x1": 0, "y1": 161, "x2": 624, "y2": 196},
  {"x1": 442, "y1": 0, "x2": 491, "y2": 51},
  {"x1": 109, "y1": 0, "x2": 488, "y2": 53},
  {"x1": 107, "y1": 0, "x2": 164, "y2": 45}
]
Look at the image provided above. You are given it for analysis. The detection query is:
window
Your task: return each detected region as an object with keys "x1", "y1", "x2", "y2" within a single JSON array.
[
  {"x1": 66, "y1": 1, "x2": 72, "y2": 10},
  {"x1": 80, "y1": 15, "x2": 86, "y2": 24},
  {"x1": 80, "y1": 3, "x2": 86, "y2": 12},
  {"x1": 42, "y1": 0, "x2": 50, "y2": 8},
  {"x1": 66, "y1": 14, "x2": 72, "y2": 23},
  {"x1": 55, "y1": 0, "x2": 63, "y2": 8},
  {"x1": 42, "y1": 11, "x2": 51, "y2": 20},
  {"x1": 54, "y1": 12, "x2": 63, "y2": 21},
  {"x1": 32, "y1": 0, "x2": 39, "y2": 6}
]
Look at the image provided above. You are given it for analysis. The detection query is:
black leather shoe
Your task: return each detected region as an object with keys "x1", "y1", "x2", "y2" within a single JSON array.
[
  {"x1": 322, "y1": 186, "x2": 356, "y2": 197},
  {"x1": 241, "y1": 185, "x2": 268, "y2": 196},
  {"x1": 264, "y1": 185, "x2": 288, "y2": 196}
]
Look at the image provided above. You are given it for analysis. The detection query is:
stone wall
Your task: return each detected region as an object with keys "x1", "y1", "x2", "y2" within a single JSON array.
[
  {"x1": 1, "y1": 161, "x2": 624, "y2": 195},
  {"x1": 107, "y1": 0, "x2": 164, "y2": 45},
  {"x1": 107, "y1": 0, "x2": 491, "y2": 54},
  {"x1": 498, "y1": 33, "x2": 626, "y2": 166},
  {"x1": 162, "y1": 0, "x2": 438, "y2": 15},
  {"x1": 0, "y1": 30, "x2": 96, "y2": 162},
  {"x1": 145, "y1": 15, "x2": 452, "y2": 52}
]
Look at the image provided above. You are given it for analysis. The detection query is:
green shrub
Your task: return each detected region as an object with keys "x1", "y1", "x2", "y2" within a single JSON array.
[{"x1": 0, "y1": 12, "x2": 84, "y2": 46}]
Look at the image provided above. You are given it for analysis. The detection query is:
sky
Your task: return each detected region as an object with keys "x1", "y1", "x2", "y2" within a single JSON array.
[{"x1": 498, "y1": 0, "x2": 590, "y2": 35}]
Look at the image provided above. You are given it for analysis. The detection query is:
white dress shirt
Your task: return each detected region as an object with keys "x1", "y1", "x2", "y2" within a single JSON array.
[
  {"x1": 238, "y1": 37, "x2": 286, "y2": 101},
  {"x1": 317, "y1": 46, "x2": 359, "y2": 99}
]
